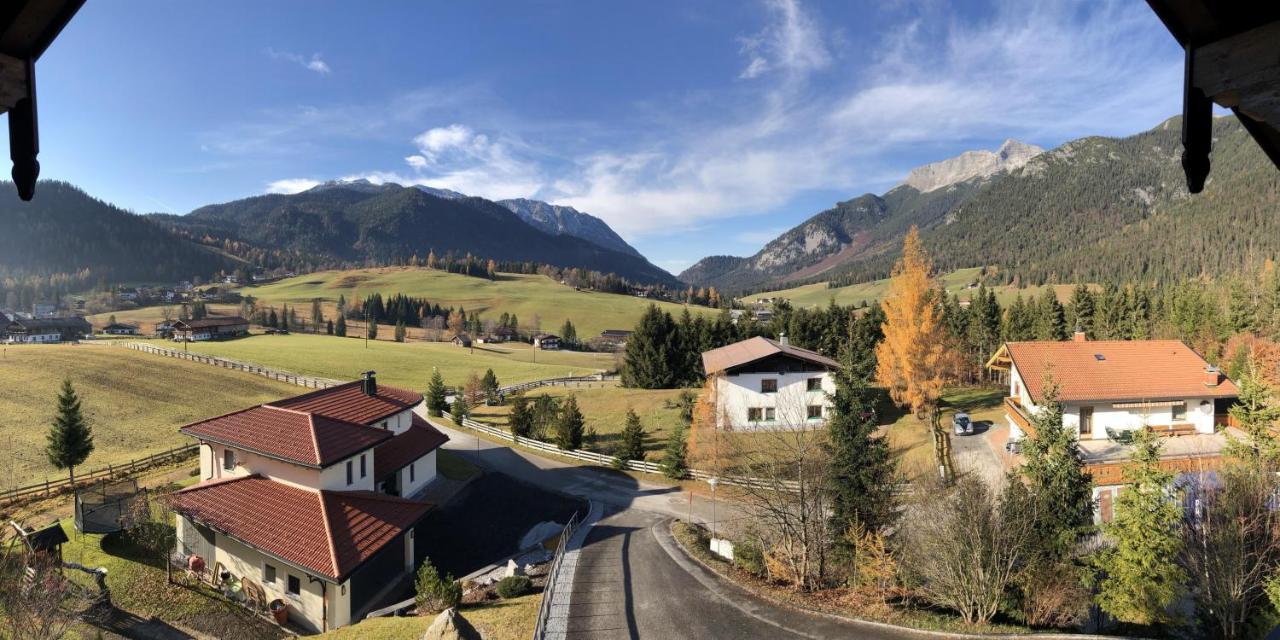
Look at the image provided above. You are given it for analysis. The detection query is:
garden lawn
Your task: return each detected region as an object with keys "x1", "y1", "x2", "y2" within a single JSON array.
[
  {"x1": 0, "y1": 345, "x2": 299, "y2": 490},
  {"x1": 314, "y1": 593, "x2": 540, "y2": 640},
  {"x1": 470, "y1": 382, "x2": 689, "y2": 460},
  {"x1": 237, "y1": 266, "x2": 714, "y2": 338}
]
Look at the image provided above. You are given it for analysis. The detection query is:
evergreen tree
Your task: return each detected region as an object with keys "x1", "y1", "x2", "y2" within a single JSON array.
[
  {"x1": 559, "y1": 319, "x2": 577, "y2": 348},
  {"x1": 425, "y1": 369, "x2": 448, "y2": 417},
  {"x1": 367, "y1": 317, "x2": 378, "y2": 339},
  {"x1": 336, "y1": 293, "x2": 347, "y2": 318},
  {"x1": 660, "y1": 422, "x2": 688, "y2": 479},
  {"x1": 394, "y1": 321, "x2": 407, "y2": 343},
  {"x1": 1003, "y1": 293, "x2": 1035, "y2": 341},
  {"x1": 509, "y1": 395, "x2": 534, "y2": 438},
  {"x1": 480, "y1": 368, "x2": 501, "y2": 405},
  {"x1": 1097, "y1": 428, "x2": 1185, "y2": 626},
  {"x1": 1069, "y1": 284, "x2": 1096, "y2": 336},
  {"x1": 1227, "y1": 279, "x2": 1258, "y2": 334},
  {"x1": 1007, "y1": 381, "x2": 1095, "y2": 561},
  {"x1": 1034, "y1": 288, "x2": 1068, "y2": 341},
  {"x1": 280, "y1": 303, "x2": 290, "y2": 332},
  {"x1": 311, "y1": 299, "x2": 323, "y2": 333},
  {"x1": 1224, "y1": 358, "x2": 1280, "y2": 466},
  {"x1": 450, "y1": 398, "x2": 468, "y2": 423},
  {"x1": 268, "y1": 308, "x2": 278, "y2": 328},
  {"x1": 623, "y1": 305, "x2": 680, "y2": 389},
  {"x1": 326, "y1": 319, "x2": 334, "y2": 335},
  {"x1": 826, "y1": 355, "x2": 896, "y2": 536},
  {"x1": 619, "y1": 408, "x2": 646, "y2": 462},
  {"x1": 46, "y1": 379, "x2": 94, "y2": 486},
  {"x1": 554, "y1": 395, "x2": 585, "y2": 450},
  {"x1": 335, "y1": 315, "x2": 347, "y2": 337}
]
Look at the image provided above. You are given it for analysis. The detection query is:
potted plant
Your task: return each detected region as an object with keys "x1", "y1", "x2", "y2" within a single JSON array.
[{"x1": 269, "y1": 599, "x2": 288, "y2": 625}]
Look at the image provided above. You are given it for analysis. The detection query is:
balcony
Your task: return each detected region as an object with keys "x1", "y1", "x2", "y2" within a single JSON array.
[{"x1": 1003, "y1": 396, "x2": 1036, "y2": 438}]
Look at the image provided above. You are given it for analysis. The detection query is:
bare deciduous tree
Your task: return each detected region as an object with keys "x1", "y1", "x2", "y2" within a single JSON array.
[
  {"x1": 898, "y1": 477, "x2": 1033, "y2": 625},
  {"x1": 0, "y1": 529, "x2": 103, "y2": 640}
]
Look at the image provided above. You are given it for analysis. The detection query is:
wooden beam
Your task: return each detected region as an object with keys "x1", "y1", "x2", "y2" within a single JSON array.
[
  {"x1": 1193, "y1": 20, "x2": 1280, "y2": 126},
  {"x1": 0, "y1": 51, "x2": 25, "y2": 113}
]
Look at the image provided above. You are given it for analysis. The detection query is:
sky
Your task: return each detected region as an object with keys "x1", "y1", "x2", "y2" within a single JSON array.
[{"x1": 30, "y1": 0, "x2": 1186, "y2": 274}]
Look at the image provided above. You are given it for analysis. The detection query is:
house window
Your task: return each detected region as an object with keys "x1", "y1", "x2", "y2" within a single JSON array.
[
  {"x1": 409, "y1": 462, "x2": 415, "y2": 482},
  {"x1": 346, "y1": 460, "x2": 354, "y2": 485},
  {"x1": 1012, "y1": 380, "x2": 1020, "y2": 398},
  {"x1": 765, "y1": 407, "x2": 776, "y2": 421},
  {"x1": 760, "y1": 379, "x2": 778, "y2": 393},
  {"x1": 807, "y1": 405, "x2": 823, "y2": 419},
  {"x1": 748, "y1": 408, "x2": 763, "y2": 422},
  {"x1": 286, "y1": 574, "x2": 301, "y2": 596},
  {"x1": 806, "y1": 377, "x2": 822, "y2": 392},
  {"x1": 1172, "y1": 403, "x2": 1187, "y2": 421},
  {"x1": 360, "y1": 454, "x2": 367, "y2": 478},
  {"x1": 222, "y1": 449, "x2": 235, "y2": 471},
  {"x1": 264, "y1": 564, "x2": 276, "y2": 584}
]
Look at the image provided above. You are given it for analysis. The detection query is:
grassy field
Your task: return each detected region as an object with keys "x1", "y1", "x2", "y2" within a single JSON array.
[
  {"x1": 882, "y1": 386, "x2": 1006, "y2": 480},
  {"x1": 315, "y1": 593, "x2": 540, "y2": 639},
  {"x1": 753, "y1": 267, "x2": 1085, "y2": 309},
  {"x1": 236, "y1": 266, "x2": 712, "y2": 338},
  {"x1": 84, "y1": 303, "x2": 240, "y2": 332},
  {"x1": 0, "y1": 345, "x2": 300, "y2": 490},
  {"x1": 181, "y1": 333, "x2": 615, "y2": 390},
  {"x1": 471, "y1": 381, "x2": 690, "y2": 460}
]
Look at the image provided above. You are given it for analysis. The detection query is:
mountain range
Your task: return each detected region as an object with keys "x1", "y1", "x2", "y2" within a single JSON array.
[{"x1": 680, "y1": 116, "x2": 1280, "y2": 292}]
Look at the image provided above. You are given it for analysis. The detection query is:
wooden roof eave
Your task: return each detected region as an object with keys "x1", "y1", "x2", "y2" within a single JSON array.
[{"x1": 985, "y1": 344, "x2": 1012, "y2": 371}]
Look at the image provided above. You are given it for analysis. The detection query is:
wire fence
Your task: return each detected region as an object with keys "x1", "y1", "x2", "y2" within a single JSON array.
[{"x1": 0, "y1": 443, "x2": 198, "y2": 508}]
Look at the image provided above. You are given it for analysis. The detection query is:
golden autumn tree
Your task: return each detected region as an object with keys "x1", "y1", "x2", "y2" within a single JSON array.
[
  {"x1": 687, "y1": 375, "x2": 723, "y2": 474},
  {"x1": 876, "y1": 227, "x2": 957, "y2": 482}
]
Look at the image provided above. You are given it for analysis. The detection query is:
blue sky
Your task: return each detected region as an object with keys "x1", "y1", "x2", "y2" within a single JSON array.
[{"x1": 32, "y1": 0, "x2": 1184, "y2": 274}]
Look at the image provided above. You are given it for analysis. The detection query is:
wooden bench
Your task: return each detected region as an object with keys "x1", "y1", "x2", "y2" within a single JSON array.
[{"x1": 1149, "y1": 423, "x2": 1198, "y2": 437}]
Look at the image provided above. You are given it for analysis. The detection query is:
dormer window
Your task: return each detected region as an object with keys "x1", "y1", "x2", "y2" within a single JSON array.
[{"x1": 223, "y1": 448, "x2": 236, "y2": 471}]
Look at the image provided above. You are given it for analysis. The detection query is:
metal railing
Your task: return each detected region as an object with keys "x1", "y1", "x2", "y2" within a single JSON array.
[{"x1": 532, "y1": 510, "x2": 580, "y2": 640}]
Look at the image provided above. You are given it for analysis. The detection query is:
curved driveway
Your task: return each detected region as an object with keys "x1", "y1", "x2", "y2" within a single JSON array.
[{"x1": 430, "y1": 419, "x2": 928, "y2": 639}]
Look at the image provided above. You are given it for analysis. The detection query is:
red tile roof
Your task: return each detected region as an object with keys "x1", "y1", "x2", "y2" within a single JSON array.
[
  {"x1": 375, "y1": 415, "x2": 450, "y2": 480},
  {"x1": 169, "y1": 475, "x2": 432, "y2": 581},
  {"x1": 271, "y1": 381, "x2": 423, "y2": 425},
  {"x1": 1002, "y1": 339, "x2": 1240, "y2": 403},
  {"x1": 180, "y1": 406, "x2": 390, "y2": 468},
  {"x1": 702, "y1": 336, "x2": 839, "y2": 375}
]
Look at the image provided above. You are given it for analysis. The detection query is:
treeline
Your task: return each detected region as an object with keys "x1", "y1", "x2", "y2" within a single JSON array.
[{"x1": 0, "y1": 269, "x2": 94, "y2": 313}]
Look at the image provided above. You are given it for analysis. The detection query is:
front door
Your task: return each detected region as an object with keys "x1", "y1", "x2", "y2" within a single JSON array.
[{"x1": 1079, "y1": 407, "x2": 1093, "y2": 439}]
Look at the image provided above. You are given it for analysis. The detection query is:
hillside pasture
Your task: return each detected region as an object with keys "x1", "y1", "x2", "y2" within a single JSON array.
[
  {"x1": 752, "y1": 267, "x2": 1087, "y2": 309},
  {"x1": 180, "y1": 333, "x2": 613, "y2": 391},
  {"x1": 236, "y1": 266, "x2": 713, "y2": 338},
  {"x1": 0, "y1": 344, "x2": 299, "y2": 490}
]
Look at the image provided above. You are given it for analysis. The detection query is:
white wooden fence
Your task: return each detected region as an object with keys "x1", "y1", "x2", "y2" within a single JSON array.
[{"x1": 116, "y1": 341, "x2": 342, "y2": 388}]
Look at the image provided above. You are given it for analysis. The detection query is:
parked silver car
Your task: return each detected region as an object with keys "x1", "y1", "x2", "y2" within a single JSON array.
[{"x1": 952, "y1": 412, "x2": 973, "y2": 435}]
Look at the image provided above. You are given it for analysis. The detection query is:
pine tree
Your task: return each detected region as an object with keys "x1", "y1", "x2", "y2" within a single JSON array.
[
  {"x1": 660, "y1": 422, "x2": 688, "y2": 479},
  {"x1": 1068, "y1": 284, "x2": 1096, "y2": 336},
  {"x1": 826, "y1": 355, "x2": 896, "y2": 536},
  {"x1": 623, "y1": 305, "x2": 680, "y2": 389},
  {"x1": 1097, "y1": 428, "x2": 1185, "y2": 626},
  {"x1": 619, "y1": 408, "x2": 646, "y2": 461},
  {"x1": 554, "y1": 396, "x2": 586, "y2": 450},
  {"x1": 46, "y1": 379, "x2": 94, "y2": 486},
  {"x1": 1224, "y1": 358, "x2": 1280, "y2": 466},
  {"x1": 481, "y1": 369, "x2": 500, "y2": 405},
  {"x1": 559, "y1": 319, "x2": 577, "y2": 348},
  {"x1": 509, "y1": 395, "x2": 534, "y2": 438},
  {"x1": 1227, "y1": 279, "x2": 1258, "y2": 334},
  {"x1": 1007, "y1": 381, "x2": 1094, "y2": 560},
  {"x1": 1034, "y1": 287, "x2": 1068, "y2": 341},
  {"x1": 311, "y1": 299, "x2": 323, "y2": 333},
  {"x1": 268, "y1": 308, "x2": 278, "y2": 328},
  {"x1": 450, "y1": 398, "x2": 468, "y2": 423},
  {"x1": 280, "y1": 303, "x2": 290, "y2": 332},
  {"x1": 426, "y1": 369, "x2": 448, "y2": 417},
  {"x1": 336, "y1": 315, "x2": 347, "y2": 337},
  {"x1": 367, "y1": 317, "x2": 378, "y2": 339}
]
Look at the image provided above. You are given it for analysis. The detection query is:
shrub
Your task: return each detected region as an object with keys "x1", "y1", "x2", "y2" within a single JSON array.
[
  {"x1": 415, "y1": 558, "x2": 462, "y2": 615},
  {"x1": 733, "y1": 539, "x2": 766, "y2": 578},
  {"x1": 496, "y1": 575, "x2": 533, "y2": 599}
]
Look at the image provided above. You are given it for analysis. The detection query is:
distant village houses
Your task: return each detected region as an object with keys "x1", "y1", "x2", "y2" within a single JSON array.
[
  {"x1": 100, "y1": 322, "x2": 140, "y2": 336},
  {"x1": 532, "y1": 334, "x2": 560, "y2": 350},
  {"x1": 451, "y1": 333, "x2": 473, "y2": 348}
]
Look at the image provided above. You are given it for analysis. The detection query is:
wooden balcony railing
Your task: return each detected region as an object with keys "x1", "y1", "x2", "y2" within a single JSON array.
[{"x1": 1004, "y1": 396, "x2": 1036, "y2": 438}]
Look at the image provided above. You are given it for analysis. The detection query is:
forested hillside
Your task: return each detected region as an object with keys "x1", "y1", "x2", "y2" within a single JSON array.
[
  {"x1": 0, "y1": 180, "x2": 241, "y2": 283},
  {"x1": 684, "y1": 116, "x2": 1280, "y2": 293}
]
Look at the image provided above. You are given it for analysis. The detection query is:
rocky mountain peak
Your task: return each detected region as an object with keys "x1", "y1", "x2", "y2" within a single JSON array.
[{"x1": 903, "y1": 139, "x2": 1044, "y2": 193}]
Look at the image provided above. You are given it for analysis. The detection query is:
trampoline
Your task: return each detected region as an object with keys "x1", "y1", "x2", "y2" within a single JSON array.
[{"x1": 74, "y1": 478, "x2": 146, "y2": 534}]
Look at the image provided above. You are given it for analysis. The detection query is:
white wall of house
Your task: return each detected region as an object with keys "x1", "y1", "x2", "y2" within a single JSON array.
[
  {"x1": 714, "y1": 371, "x2": 833, "y2": 431},
  {"x1": 200, "y1": 442, "x2": 375, "y2": 491},
  {"x1": 396, "y1": 450, "x2": 438, "y2": 497},
  {"x1": 1006, "y1": 365, "x2": 1217, "y2": 440},
  {"x1": 175, "y1": 514, "x2": 349, "y2": 632},
  {"x1": 375, "y1": 409, "x2": 414, "y2": 436}
]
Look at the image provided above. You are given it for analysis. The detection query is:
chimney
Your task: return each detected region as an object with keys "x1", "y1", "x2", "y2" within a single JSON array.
[
  {"x1": 361, "y1": 371, "x2": 377, "y2": 396},
  {"x1": 779, "y1": 333, "x2": 789, "y2": 347},
  {"x1": 1204, "y1": 365, "x2": 1220, "y2": 387},
  {"x1": 1072, "y1": 327, "x2": 1087, "y2": 343}
]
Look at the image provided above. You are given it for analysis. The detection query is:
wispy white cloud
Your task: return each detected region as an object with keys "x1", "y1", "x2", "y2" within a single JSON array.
[
  {"x1": 737, "y1": 0, "x2": 831, "y2": 80},
  {"x1": 266, "y1": 48, "x2": 331, "y2": 74},
  {"x1": 265, "y1": 178, "x2": 321, "y2": 194}
]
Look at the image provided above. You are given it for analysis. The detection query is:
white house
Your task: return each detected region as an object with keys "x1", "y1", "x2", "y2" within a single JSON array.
[
  {"x1": 702, "y1": 335, "x2": 839, "y2": 431},
  {"x1": 987, "y1": 333, "x2": 1240, "y2": 523},
  {"x1": 4, "y1": 316, "x2": 92, "y2": 343},
  {"x1": 170, "y1": 372, "x2": 449, "y2": 632}
]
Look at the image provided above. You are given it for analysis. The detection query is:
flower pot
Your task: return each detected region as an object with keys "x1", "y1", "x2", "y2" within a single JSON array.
[{"x1": 269, "y1": 599, "x2": 288, "y2": 625}]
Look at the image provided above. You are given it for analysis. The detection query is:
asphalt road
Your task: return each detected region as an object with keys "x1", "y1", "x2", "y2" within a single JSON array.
[{"x1": 429, "y1": 418, "x2": 931, "y2": 640}]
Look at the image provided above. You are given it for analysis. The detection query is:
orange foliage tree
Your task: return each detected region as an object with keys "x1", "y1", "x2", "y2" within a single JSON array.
[{"x1": 875, "y1": 227, "x2": 958, "y2": 482}]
